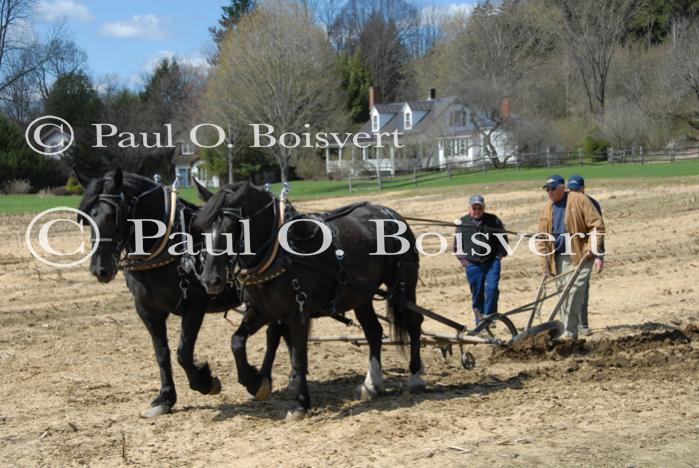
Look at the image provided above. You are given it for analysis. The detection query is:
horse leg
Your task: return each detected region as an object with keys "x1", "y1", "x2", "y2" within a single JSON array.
[
  {"x1": 402, "y1": 282, "x2": 426, "y2": 392},
  {"x1": 231, "y1": 308, "x2": 271, "y2": 400},
  {"x1": 258, "y1": 320, "x2": 284, "y2": 394},
  {"x1": 278, "y1": 323, "x2": 299, "y2": 387},
  {"x1": 354, "y1": 302, "x2": 385, "y2": 400},
  {"x1": 176, "y1": 305, "x2": 221, "y2": 396},
  {"x1": 285, "y1": 318, "x2": 310, "y2": 420},
  {"x1": 136, "y1": 304, "x2": 176, "y2": 418}
]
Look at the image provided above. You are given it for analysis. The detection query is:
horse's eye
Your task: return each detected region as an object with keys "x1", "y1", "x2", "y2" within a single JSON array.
[{"x1": 90, "y1": 208, "x2": 98, "y2": 217}]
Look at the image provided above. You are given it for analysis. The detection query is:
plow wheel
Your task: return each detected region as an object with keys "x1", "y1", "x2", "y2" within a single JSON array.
[
  {"x1": 459, "y1": 346, "x2": 476, "y2": 369},
  {"x1": 483, "y1": 314, "x2": 518, "y2": 345}
]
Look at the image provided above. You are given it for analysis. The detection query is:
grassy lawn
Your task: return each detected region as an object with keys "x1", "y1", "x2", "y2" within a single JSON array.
[{"x1": 2, "y1": 159, "x2": 699, "y2": 214}]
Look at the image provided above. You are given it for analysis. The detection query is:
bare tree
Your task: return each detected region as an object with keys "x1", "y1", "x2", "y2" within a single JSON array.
[
  {"x1": 0, "y1": 1, "x2": 77, "y2": 121},
  {"x1": 670, "y1": 20, "x2": 699, "y2": 132},
  {"x1": 34, "y1": 38, "x2": 87, "y2": 101},
  {"x1": 550, "y1": 0, "x2": 641, "y2": 114},
  {"x1": 426, "y1": 2, "x2": 552, "y2": 167},
  {"x1": 358, "y1": 12, "x2": 409, "y2": 103},
  {"x1": 207, "y1": 0, "x2": 348, "y2": 183}
]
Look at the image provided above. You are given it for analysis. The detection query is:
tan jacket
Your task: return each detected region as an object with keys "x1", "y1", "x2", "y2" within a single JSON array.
[{"x1": 537, "y1": 191, "x2": 605, "y2": 275}]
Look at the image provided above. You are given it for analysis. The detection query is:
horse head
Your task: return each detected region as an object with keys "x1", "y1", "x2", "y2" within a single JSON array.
[
  {"x1": 194, "y1": 182, "x2": 276, "y2": 295},
  {"x1": 77, "y1": 168, "x2": 126, "y2": 283}
]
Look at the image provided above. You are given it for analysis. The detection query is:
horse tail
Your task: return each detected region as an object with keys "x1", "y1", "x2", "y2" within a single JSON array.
[{"x1": 384, "y1": 214, "x2": 420, "y2": 347}]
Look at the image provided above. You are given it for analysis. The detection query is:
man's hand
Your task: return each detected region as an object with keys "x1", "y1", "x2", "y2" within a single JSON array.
[{"x1": 594, "y1": 257, "x2": 604, "y2": 273}]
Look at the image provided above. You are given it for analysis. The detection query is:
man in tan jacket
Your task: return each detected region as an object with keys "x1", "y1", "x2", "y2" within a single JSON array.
[{"x1": 537, "y1": 174, "x2": 605, "y2": 339}]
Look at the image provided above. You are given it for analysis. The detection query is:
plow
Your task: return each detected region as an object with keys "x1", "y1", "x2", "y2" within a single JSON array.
[{"x1": 305, "y1": 260, "x2": 586, "y2": 369}]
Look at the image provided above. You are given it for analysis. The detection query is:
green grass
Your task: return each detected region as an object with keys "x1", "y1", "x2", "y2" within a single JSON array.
[{"x1": 3, "y1": 159, "x2": 699, "y2": 214}]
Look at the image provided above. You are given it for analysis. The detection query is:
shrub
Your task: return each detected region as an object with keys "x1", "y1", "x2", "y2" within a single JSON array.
[
  {"x1": 294, "y1": 155, "x2": 326, "y2": 180},
  {"x1": 51, "y1": 186, "x2": 69, "y2": 196},
  {"x1": 3, "y1": 178, "x2": 32, "y2": 194},
  {"x1": 582, "y1": 135, "x2": 609, "y2": 162},
  {"x1": 66, "y1": 176, "x2": 84, "y2": 195}
]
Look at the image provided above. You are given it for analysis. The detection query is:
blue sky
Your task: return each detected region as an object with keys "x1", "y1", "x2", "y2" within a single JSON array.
[{"x1": 34, "y1": 0, "x2": 475, "y2": 88}]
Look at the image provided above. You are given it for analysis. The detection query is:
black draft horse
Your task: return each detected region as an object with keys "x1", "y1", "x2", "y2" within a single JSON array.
[
  {"x1": 77, "y1": 169, "x2": 288, "y2": 418},
  {"x1": 194, "y1": 181, "x2": 425, "y2": 419}
]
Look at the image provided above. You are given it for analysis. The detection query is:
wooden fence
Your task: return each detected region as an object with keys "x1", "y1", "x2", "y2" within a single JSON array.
[{"x1": 346, "y1": 145, "x2": 699, "y2": 193}]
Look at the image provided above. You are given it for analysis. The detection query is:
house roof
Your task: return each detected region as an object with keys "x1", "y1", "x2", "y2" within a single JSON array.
[
  {"x1": 356, "y1": 96, "x2": 468, "y2": 142},
  {"x1": 374, "y1": 103, "x2": 403, "y2": 113}
]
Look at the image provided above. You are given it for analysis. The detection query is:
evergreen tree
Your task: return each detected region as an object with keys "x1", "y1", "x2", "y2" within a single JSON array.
[
  {"x1": 44, "y1": 71, "x2": 104, "y2": 177},
  {"x1": 338, "y1": 51, "x2": 373, "y2": 124}
]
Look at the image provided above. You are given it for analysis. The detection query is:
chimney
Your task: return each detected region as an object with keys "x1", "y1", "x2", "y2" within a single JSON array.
[
  {"x1": 428, "y1": 88, "x2": 436, "y2": 100},
  {"x1": 369, "y1": 86, "x2": 380, "y2": 109},
  {"x1": 501, "y1": 96, "x2": 511, "y2": 120}
]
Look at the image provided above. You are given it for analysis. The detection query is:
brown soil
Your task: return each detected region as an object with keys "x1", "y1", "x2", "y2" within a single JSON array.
[{"x1": 1, "y1": 177, "x2": 699, "y2": 466}]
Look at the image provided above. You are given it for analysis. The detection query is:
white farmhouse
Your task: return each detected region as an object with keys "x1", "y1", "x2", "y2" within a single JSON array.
[{"x1": 325, "y1": 88, "x2": 514, "y2": 176}]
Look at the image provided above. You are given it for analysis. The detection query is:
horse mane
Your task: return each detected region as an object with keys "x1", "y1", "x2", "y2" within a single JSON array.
[
  {"x1": 192, "y1": 181, "x2": 249, "y2": 230},
  {"x1": 78, "y1": 171, "x2": 158, "y2": 214}
]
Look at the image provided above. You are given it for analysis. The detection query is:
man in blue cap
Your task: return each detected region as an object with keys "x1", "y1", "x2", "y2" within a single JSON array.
[
  {"x1": 454, "y1": 194, "x2": 508, "y2": 326},
  {"x1": 568, "y1": 175, "x2": 604, "y2": 336},
  {"x1": 536, "y1": 174, "x2": 605, "y2": 340}
]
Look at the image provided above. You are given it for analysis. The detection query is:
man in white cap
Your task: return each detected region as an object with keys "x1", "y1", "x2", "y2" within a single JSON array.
[{"x1": 454, "y1": 194, "x2": 508, "y2": 326}]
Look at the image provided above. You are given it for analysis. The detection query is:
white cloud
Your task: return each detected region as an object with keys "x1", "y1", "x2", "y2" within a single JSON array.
[
  {"x1": 420, "y1": 2, "x2": 473, "y2": 23},
  {"x1": 143, "y1": 50, "x2": 210, "y2": 73},
  {"x1": 100, "y1": 14, "x2": 167, "y2": 40},
  {"x1": 126, "y1": 50, "x2": 210, "y2": 88},
  {"x1": 36, "y1": 0, "x2": 94, "y2": 22}
]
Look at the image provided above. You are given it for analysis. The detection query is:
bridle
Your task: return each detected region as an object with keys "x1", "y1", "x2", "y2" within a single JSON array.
[
  {"x1": 90, "y1": 184, "x2": 175, "y2": 269},
  {"x1": 91, "y1": 192, "x2": 130, "y2": 265},
  {"x1": 207, "y1": 189, "x2": 279, "y2": 283}
]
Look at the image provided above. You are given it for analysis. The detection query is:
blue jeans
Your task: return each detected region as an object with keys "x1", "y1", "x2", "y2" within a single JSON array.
[{"x1": 465, "y1": 258, "x2": 501, "y2": 322}]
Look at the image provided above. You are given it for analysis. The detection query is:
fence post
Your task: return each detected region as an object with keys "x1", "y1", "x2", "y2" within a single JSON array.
[
  {"x1": 640, "y1": 146, "x2": 644, "y2": 165},
  {"x1": 448, "y1": 163, "x2": 453, "y2": 179},
  {"x1": 622, "y1": 148, "x2": 626, "y2": 163},
  {"x1": 578, "y1": 147, "x2": 583, "y2": 166},
  {"x1": 413, "y1": 166, "x2": 418, "y2": 187},
  {"x1": 607, "y1": 147, "x2": 613, "y2": 163},
  {"x1": 377, "y1": 165, "x2": 382, "y2": 191},
  {"x1": 348, "y1": 175, "x2": 353, "y2": 193},
  {"x1": 515, "y1": 146, "x2": 520, "y2": 171},
  {"x1": 546, "y1": 148, "x2": 551, "y2": 168},
  {"x1": 671, "y1": 146, "x2": 676, "y2": 163}
]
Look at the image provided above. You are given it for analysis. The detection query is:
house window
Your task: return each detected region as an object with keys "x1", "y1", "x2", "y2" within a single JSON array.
[
  {"x1": 372, "y1": 114, "x2": 379, "y2": 132},
  {"x1": 449, "y1": 110, "x2": 467, "y2": 128},
  {"x1": 404, "y1": 110, "x2": 412, "y2": 130},
  {"x1": 181, "y1": 142, "x2": 194, "y2": 155},
  {"x1": 457, "y1": 138, "x2": 468, "y2": 155}
]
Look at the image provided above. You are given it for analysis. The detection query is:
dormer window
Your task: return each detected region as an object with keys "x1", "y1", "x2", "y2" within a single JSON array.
[
  {"x1": 181, "y1": 142, "x2": 194, "y2": 155},
  {"x1": 372, "y1": 113, "x2": 379, "y2": 132},
  {"x1": 404, "y1": 109, "x2": 412, "y2": 130}
]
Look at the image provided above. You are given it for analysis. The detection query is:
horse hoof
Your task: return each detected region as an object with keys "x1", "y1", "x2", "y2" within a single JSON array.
[
  {"x1": 254, "y1": 377, "x2": 272, "y2": 401},
  {"x1": 209, "y1": 376, "x2": 222, "y2": 395},
  {"x1": 285, "y1": 407, "x2": 307, "y2": 421},
  {"x1": 355, "y1": 383, "x2": 379, "y2": 401},
  {"x1": 140, "y1": 404, "x2": 171, "y2": 418},
  {"x1": 407, "y1": 374, "x2": 427, "y2": 394}
]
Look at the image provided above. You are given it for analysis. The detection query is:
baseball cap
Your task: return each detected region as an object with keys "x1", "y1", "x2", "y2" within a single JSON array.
[
  {"x1": 469, "y1": 194, "x2": 485, "y2": 206},
  {"x1": 542, "y1": 174, "x2": 564, "y2": 190},
  {"x1": 568, "y1": 175, "x2": 585, "y2": 190}
]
